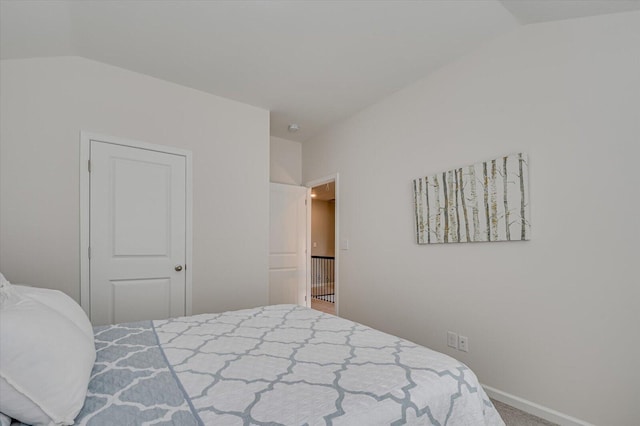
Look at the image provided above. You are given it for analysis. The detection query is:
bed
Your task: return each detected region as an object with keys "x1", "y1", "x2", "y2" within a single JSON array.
[{"x1": 1, "y1": 279, "x2": 503, "y2": 425}]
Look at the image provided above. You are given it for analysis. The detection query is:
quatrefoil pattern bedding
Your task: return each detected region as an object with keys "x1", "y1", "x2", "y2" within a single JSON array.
[
  {"x1": 155, "y1": 305, "x2": 503, "y2": 425},
  {"x1": 34, "y1": 305, "x2": 504, "y2": 425}
]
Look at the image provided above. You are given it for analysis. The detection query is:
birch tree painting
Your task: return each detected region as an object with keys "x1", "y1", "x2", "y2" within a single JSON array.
[{"x1": 414, "y1": 153, "x2": 530, "y2": 244}]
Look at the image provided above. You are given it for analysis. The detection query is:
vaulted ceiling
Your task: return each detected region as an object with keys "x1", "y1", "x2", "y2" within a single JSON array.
[{"x1": 2, "y1": 1, "x2": 638, "y2": 142}]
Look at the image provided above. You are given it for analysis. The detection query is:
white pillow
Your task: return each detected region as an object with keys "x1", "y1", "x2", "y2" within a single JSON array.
[
  {"x1": 10, "y1": 285, "x2": 94, "y2": 342},
  {"x1": 0, "y1": 272, "x2": 13, "y2": 305},
  {"x1": 0, "y1": 284, "x2": 96, "y2": 426},
  {"x1": 0, "y1": 412, "x2": 11, "y2": 426}
]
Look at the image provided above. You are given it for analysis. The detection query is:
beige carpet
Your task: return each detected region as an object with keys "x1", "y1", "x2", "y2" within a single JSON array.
[{"x1": 492, "y1": 399, "x2": 559, "y2": 426}]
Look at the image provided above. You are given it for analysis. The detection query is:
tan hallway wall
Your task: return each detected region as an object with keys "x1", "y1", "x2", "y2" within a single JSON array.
[{"x1": 311, "y1": 200, "x2": 335, "y2": 257}]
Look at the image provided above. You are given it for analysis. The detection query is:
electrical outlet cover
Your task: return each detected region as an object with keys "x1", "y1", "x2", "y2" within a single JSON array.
[{"x1": 458, "y1": 335, "x2": 469, "y2": 352}]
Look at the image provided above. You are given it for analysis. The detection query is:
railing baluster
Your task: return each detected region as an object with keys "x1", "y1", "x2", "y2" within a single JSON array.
[{"x1": 310, "y1": 256, "x2": 334, "y2": 304}]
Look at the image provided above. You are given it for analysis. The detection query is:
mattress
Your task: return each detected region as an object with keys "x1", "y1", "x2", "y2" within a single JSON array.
[{"x1": 67, "y1": 305, "x2": 504, "y2": 425}]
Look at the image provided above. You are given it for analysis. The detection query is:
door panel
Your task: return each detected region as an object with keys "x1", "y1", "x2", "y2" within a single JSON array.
[
  {"x1": 112, "y1": 159, "x2": 171, "y2": 256},
  {"x1": 90, "y1": 141, "x2": 186, "y2": 325},
  {"x1": 269, "y1": 183, "x2": 308, "y2": 306},
  {"x1": 112, "y1": 278, "x2": 171, "y2": 324}
]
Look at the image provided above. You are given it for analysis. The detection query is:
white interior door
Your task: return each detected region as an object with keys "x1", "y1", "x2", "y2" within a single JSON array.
[
  {"x1": 89, "y1": 140, "x2": 187, "y2": 325},
  {"x1": 269, "y1": 183, "x2": 309, "y2": 306}
]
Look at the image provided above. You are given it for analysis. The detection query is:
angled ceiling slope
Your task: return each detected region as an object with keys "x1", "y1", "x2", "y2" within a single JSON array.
[
  {"x1": 500, "y1": 0, "x2": 640, "y2": 24},
  {"x1": 2, "y1": 1, "x2": 639, "y2": 142},
  {"x1": 0, "y1": 1, "x2": 519, "y2": 141}
]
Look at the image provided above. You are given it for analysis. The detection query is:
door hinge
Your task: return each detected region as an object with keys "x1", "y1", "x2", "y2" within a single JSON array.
[
  {"x1": 305, "y1": 199, "x2": 307, "y2": 205},
  {"x1": 88, "y1": 160, "x2": 91, "y2": 173},
  {"x1": 88, "y1": 247, "x2": 91, "y2": 259}
]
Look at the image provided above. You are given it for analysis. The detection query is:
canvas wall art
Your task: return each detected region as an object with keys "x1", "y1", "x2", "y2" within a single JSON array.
[{"x1": 413, "y1": 153, "x2": 530, "y2": 244}]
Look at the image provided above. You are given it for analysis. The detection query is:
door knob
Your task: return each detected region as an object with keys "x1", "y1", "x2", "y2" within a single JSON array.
[{"x1": 175, "y1": 265, "x2": 183, "y2": 272}]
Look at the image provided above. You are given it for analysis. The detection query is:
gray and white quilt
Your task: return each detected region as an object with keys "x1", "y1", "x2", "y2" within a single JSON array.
[{"x1": 75, "y1": 305, "x2": 504, "y2": 425}]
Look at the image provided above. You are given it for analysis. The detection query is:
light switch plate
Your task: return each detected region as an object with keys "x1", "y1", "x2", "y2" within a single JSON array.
[{"x1": 447, "y1": 331, "x2": 458, "y2": 349}]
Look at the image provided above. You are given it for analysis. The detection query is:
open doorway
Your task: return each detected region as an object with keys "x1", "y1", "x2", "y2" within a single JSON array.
[{"x1": 309, "y1": 179, "x2": 337, "y2": 315}]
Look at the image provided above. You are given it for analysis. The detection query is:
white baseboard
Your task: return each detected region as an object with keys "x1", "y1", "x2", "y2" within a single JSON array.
[{"x1": 482, "y1": 384, "x2": 596, "y2": 426}]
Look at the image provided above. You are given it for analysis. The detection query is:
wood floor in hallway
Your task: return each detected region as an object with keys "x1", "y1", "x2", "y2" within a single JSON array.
[{"x1": 311, "y1": 298, "x2": 335, "y2": 315}]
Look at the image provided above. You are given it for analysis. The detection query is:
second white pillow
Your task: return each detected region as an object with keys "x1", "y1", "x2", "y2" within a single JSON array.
[{"x1": 0, "y1": 285, "x2": 96, "y2": 426}]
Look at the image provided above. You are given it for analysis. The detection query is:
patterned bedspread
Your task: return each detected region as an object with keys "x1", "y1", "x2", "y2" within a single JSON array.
[
  {"x1": 72, "y1": 305, "x2": 504, "y2": 425},
  {"x1": 74, "y1": 321, "x2": 200, "y2": 426}
]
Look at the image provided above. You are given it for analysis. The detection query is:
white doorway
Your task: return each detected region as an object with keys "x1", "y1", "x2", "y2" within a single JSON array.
[
  {"x1": 80, "y1": 133, "x2": 192, "y2": 325},
  {"x1": 307, "y1": 174, "x2": 339, "y2": 316},
  {"x1": 269, "y1": 183, "x2": 309, "y2": 306}
]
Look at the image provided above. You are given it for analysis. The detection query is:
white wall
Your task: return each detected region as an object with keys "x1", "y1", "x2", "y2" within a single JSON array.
[
  {"x1": 270, "y1": 136, "x2": 302, "y2": 185},
  {"x1": 0, "y1": 56, "x2": 270, "y2": 315},
  {"x1": 303, "y1": 12, "x2": 640, "y2": 426}
]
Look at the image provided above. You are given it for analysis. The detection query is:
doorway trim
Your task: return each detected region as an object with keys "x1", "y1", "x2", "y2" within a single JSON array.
[
  {"x1": 305, "y1": 173, "x2": 339, "y2": 317},
  {"x1": 79, "y1": 131, "x2": 193, "y2": 319}
]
